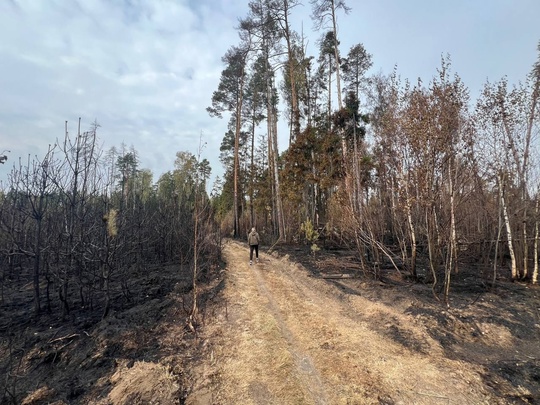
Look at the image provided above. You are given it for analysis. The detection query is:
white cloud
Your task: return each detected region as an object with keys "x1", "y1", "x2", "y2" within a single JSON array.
[
  {"x1": 0, "y1": 0, "x2": 248, "y2": 185},
  {"x1": 1, "y1": 0, "x2": 539, "y2": 188}
]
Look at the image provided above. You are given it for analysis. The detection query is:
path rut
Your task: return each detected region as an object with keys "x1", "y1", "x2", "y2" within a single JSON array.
[{"x1": 186, "y1": 241, "x2": 501, "y2": 404}]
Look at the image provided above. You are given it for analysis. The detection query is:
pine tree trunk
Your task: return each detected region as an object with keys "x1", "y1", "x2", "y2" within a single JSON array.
[
  {"x1": 250, "y1": 110, "x2": 256, "y2": 227},
  {"x1": 272, "y1": 101, "x2": 286, "y2": 240},
  {"x1": 233, "y1": 63, "x2": 246, "y2": 238},
  {"x1": 330, "y1": 0, "x2": 342, "y2": 111},
  {"x1": 264, "y1": 49, "x2": 285, "y2": 240},
  {"x1": 283, "y1": 2, "x2": 300, "y2": 143}
]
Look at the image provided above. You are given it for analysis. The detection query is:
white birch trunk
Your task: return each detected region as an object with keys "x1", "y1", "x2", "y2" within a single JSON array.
[
  {"x1": 445, "y1": 158, "x2": 457, "y2": 304},
  {"x1": 533, "y1": 198, "x2": 539, "y2": 285},
  {"x1": 499, "y1": 173, "x2": 518, "y2": 280},
  {"x1": 403, "y1": 175, "x2": 417, "y2": 277}
]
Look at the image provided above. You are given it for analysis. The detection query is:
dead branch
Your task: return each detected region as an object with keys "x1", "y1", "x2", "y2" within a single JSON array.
[
  {"x1": 48, "y1": 333, "x2": 80, "y2": 344},
  {"x1": 319, "y1": 273, "x2": 359, "y2": 279}
]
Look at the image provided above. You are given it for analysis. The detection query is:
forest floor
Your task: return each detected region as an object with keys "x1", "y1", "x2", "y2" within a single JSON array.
[
  {"x1": 184, "y1": 240, "x2": 540, "y2": 404},
  {"x1": 1, "y1": 239, "x2": 540, "y2": 404}
]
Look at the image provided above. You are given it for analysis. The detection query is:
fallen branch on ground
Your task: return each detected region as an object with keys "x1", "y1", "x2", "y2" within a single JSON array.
[
  {"x1": 319, "y1": 274, "x2": 359, "y2": 279},
  {"x1": 48, "y1": 333, "x2": 80, "y2": 344}
]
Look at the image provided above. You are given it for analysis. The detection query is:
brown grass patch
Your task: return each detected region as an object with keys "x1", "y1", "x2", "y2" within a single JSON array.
[{"x1": 107, "y1": 360, "x2": 179, "y2": 405}]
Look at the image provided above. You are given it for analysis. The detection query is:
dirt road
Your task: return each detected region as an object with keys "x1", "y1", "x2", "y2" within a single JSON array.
[{"x1": 186, "y1": 241, "x2": 503, "y2": 404}]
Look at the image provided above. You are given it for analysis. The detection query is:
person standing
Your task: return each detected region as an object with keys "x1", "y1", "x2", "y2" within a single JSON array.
[{"x1": 248, "y1": 227, "x2": 260, "y2": 265}]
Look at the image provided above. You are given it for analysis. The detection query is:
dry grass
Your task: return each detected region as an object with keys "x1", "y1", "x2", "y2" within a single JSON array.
[
  {"x1": 103, "y1": 360, "x2": 179, "y2": 405},
  {"x1": 209, "y1": 249, "x2": 313, "y2": 404},
  {"x1": 187, "y1": 241, "x2": 505, "y2": 404}
]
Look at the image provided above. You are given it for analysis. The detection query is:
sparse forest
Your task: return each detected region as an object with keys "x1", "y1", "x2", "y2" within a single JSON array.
[
  {"x1": 1, "y1": 0, "x2": 540, "y2": 403},
  {"x1": 0, "y1": 119, "x2": 222, "y2": 402},
  {"x1": 0, "y1": 119, "x2": 220, "y2": 318},
  {"x1": 210, "y1": 0, "x2": 540, "y2": 299}
]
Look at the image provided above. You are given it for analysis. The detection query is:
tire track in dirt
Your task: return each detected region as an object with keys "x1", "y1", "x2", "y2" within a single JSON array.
[
  {"x1": 187, "y1": 241, "x2": 503, "y2": 404},
  {"x1": 250, "y1": 261, "x2": 329, "y2": 404}
]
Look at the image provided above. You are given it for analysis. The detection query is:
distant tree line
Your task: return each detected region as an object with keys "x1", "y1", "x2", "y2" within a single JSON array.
[
  {"x1": 208, "y1": 0, "x2": 540, "y2": 301},
  {"x1": 0, "y1": 119, "x2": 219, "y2": 318}
]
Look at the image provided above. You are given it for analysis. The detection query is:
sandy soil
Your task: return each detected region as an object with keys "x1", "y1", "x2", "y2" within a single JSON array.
[{"x1": 185, "y1": 240, "x2": 540, "y2": 404}]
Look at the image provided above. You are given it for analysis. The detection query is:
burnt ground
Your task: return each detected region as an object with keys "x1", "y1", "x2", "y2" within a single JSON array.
[
  {"x1": 282, "y1": 245, "x2": 540, "y2": 403},
  {"x1": 0, "y1": 262, "x2": 222, "y2": 404},
  {"x1": 1, "y1": 241, "x2": 540, "y2": 404}
]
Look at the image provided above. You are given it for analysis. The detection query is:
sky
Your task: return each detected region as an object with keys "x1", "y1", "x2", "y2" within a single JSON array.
[{"x1": 1, "y1": 0, "x2": 539, "y2": 189}]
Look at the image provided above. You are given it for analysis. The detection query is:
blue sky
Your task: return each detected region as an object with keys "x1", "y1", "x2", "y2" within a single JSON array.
[{"x1": 1, "y1": 0, "x2": 539, "y2": 188}]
